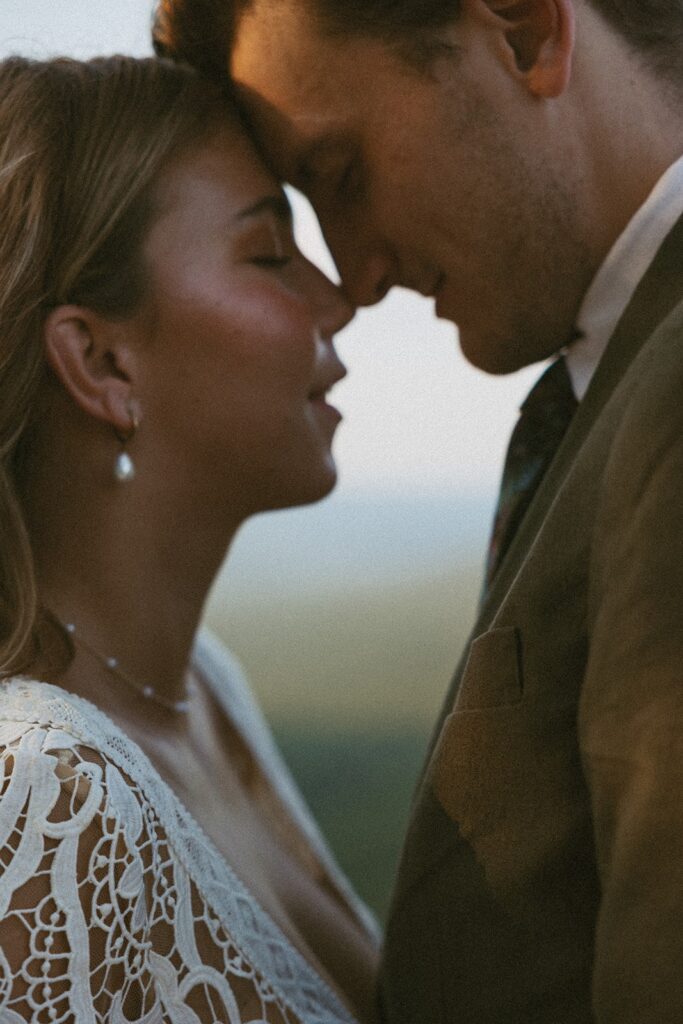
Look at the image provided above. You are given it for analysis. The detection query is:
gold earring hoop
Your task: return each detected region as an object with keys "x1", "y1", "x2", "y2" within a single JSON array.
[{"x1": 114, "y1": 406, "x2": 140, "y2": 483}]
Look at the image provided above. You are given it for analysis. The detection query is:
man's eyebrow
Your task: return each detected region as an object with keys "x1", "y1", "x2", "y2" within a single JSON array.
[
  {"x1": 235, "y1": 194, "x2": 293, "y2": 222},
  {"x1": 294, "y1": 135, "x2": 350, "y2": 186},
  {"x1": 294, "y1": 140, "x2": 329, "y2": 184}
]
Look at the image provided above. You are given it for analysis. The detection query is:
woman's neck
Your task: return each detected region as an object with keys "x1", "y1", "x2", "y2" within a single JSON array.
[{"x1": 25, "y1": 446, "x2": 243, "y2": 710}]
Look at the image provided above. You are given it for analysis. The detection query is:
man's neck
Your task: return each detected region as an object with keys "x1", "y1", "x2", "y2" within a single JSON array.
[
  {"x1": 571, "y1": 8, "x2": 683, "y2": 270},
  {"x1": 567, "y1": 153, "x2": 683, "y2": 399}
]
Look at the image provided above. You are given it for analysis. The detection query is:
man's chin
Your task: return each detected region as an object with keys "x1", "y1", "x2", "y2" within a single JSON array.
[
  {"x1": 458, "y1": 325, "x2": 563, "y2": 376},
  {"x1": 458, "y1": 329, "x2": 527, "y2": 376},
  {"x1": 436, "y1": 305, "x2": 526, "y2": 374}
]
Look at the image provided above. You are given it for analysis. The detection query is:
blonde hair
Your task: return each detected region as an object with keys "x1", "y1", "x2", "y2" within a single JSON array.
[{"x1": 0, "y1": 55, "x2": 232, "y2": 672}]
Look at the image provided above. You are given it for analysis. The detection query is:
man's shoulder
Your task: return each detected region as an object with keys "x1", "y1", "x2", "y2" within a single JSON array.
[{"x1": 608, "y1": 293, "x2": 683, "y2": 456}]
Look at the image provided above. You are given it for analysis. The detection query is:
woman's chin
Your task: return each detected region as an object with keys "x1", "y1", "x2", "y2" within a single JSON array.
[
  {"x1": 264, "y1": 459, "x2": 338, "y2": 513},
  {"x1": 302, "y1": 467, "x2": 338, "y2": 506}
]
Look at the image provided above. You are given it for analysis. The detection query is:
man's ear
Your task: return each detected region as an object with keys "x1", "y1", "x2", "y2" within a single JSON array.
[
  {"x1": 43, "y1": 305, "x2": 140, "y2": 435},
  {"x1": 476, "y1": 0, "x2": 575, "y2": 98}
]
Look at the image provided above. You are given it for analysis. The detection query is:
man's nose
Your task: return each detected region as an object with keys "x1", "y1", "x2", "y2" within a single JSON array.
[
  {"x1": 323, "y1": 220, "x2": 398, "y2": 308},
  {"x1": 347, "y1": 251, "x2": 396, "y2": 307}
]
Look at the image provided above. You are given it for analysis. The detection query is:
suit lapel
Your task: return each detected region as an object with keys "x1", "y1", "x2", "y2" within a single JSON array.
[
  {"x1": 480, "y1": 210, "x2": 683, "y2": 628},
  {"x1": 424, "y1": 211, "x2": 683, "y2": 761}
]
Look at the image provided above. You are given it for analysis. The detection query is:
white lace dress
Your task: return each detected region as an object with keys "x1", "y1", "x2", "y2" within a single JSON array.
[{"x1": 0, "y1": 629, "x2": 378, "y2": 1024}]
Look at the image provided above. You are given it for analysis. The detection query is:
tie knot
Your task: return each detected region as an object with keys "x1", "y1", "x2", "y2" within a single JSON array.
[{"x1": 519, "y1": 355, "x2": 578, "y2": 426}]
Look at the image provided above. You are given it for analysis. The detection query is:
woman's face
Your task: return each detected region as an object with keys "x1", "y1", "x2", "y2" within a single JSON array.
[{"x1": 133, "y1": 124, "x2": 353, "y2": 516}]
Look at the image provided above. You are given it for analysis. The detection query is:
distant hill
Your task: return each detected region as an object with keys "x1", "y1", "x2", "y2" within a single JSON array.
[{"x1": 208, "y1": 489, "x2": 492, "y2": 596}]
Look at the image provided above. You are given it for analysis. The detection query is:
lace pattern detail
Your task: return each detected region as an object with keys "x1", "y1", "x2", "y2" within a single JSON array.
[{"x1": 0, "y1": 678, "x2": 359, "y2": 1024}]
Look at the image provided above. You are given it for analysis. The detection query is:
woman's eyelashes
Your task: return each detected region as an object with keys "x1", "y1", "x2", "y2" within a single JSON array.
[
  {"x1": 251, "y1": 253, "x2": 291, "y2": 268},
  {"x1": 237, "y1": 222, "x2": 295, "y2": 268}
]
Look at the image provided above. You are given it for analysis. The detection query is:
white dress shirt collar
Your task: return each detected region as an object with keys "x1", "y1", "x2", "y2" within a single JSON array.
[{"x1": 567, "y1": 152, "x2": 683, "y2": 400}]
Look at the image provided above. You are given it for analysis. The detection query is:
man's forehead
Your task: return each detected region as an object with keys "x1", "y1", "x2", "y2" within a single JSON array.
[
  {"x1": 233, "y1": 29, "x2": 364, "y2": 157},
  {"x1": 231, "y1": 0, "x2": 419, "y2": 175},
  {"x1": 234, "y1": 79, "x2": 351, "y2": 184},
  {"x1": 233, "y1": 0, "x2": 323, "y2": 87}
]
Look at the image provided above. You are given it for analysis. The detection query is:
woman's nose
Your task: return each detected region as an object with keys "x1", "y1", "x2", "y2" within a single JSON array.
[{"x1": 316, "y1": 275, "x2": 355, "y2": 338}]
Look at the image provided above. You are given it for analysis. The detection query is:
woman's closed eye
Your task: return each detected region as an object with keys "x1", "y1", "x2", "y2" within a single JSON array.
[
  {"x1": 236, "y1": 220, "x2": 295, "y2": 268},
  {"x1": 251, "y1": 252, "x2": 291, "y2": 268}
]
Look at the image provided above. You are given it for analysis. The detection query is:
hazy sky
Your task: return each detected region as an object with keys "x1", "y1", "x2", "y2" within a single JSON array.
[{"x1": 1, "y1": 0, "x2": 542, "y2": 498}]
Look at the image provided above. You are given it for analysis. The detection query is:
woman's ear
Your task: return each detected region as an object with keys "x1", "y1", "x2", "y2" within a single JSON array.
[
  {"x1": 475, "y1": 0, "x2": 575, "y2": 98},
  {"x1": 43, "y1": 305, "x2": 141, "y2": 435}
]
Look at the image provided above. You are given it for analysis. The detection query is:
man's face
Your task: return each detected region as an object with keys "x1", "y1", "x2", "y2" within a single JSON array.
[{"x1": 232, "y1": 0, "x2": 594, "y2": 373}]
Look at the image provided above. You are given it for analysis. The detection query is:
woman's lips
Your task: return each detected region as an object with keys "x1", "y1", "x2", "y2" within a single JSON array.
[
  {"x1": 308, "y1": 377, "x2": 344, "y2": 425},
  {"x1": 309, "y1": 393, "x2": 343, "y2": 427}
]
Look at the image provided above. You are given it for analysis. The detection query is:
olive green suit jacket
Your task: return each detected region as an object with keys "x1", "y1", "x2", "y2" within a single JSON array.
[{"x1": 380, "y1": 214, "x2": 683, "y2": 1024}]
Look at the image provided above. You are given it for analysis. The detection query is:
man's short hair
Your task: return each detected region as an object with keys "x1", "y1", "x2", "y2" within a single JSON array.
[
  {"x1": 153, "y1": 0, "x2": 463, "y2": 77},
  {"x1": 153, "y1": 0, "x2": 683, "y2": 81},
  {"x1": 592, "y1": 0, "x2": 683, "y2": 81}
]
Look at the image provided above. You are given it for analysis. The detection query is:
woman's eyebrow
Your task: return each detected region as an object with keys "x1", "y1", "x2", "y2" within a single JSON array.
[{"x1": 235, "y1": 194, "x2": 293, "y2": 223}]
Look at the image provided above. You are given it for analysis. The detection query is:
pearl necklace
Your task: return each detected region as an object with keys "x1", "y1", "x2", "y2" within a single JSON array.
[{"x1": 62, "y1": 621, "x2": 192, "y2": 714}]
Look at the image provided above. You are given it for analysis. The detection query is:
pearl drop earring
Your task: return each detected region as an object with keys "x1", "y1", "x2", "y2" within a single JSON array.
[
  {"x1": 114, "y1": 406, "x2": 139, "y2": 483},
  {"x1": 115, "y1": 449, "x2": 135, "y2": 482}
]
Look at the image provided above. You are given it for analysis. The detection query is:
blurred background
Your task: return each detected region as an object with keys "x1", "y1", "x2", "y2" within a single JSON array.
[{"x1": 1, "y1": 0, "x2": 543, "y2": 921}]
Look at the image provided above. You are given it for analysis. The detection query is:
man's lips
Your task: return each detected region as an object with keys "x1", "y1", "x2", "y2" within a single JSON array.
[
  {"x1": 431, "y1": 273, "x2": 445, "y2": 300},
  {"x1": 403, "y1": 273, "x2": 445, "y2": 301},
  {"x1": 433, "y1": 275, "x2": 450, "y2": 318}
]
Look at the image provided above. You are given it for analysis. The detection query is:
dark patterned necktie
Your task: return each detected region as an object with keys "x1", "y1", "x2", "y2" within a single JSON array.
[{"x1": 484, "y1": 355, "x2": 578, "y2": 593}]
